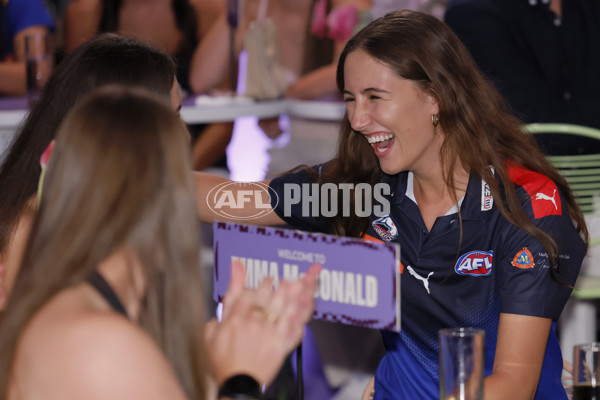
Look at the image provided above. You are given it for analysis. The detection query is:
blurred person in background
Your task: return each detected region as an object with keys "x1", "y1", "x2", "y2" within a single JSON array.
[
  {"x1": 64, "y1": 0, "x2": 235, "y2": 171},
  {"x1": 444, "y1": 0, "x2": 600, "y2": 156},
  {"x1": 0, "y1": 0, "x2": 54, "y2": 95}
]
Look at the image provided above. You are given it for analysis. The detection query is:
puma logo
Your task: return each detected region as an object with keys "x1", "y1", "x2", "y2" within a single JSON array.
[
  {"x1": 407, "y1": 266, "x2": 433, "y2": 294},
  {"x1": 535, "y1": 189, "x2": 557, "y2": 210}
]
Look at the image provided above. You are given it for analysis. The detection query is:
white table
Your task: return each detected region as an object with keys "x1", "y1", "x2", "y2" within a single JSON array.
[
  {"x1": 0, "y1": 96, "x2": 345, "y2": 157},
  {"x1": 0, "y1": 97, "x2": 345, "y2": 128},
  {"x1": 181, "y1": 97, "x2": 345, "y2": 124}
]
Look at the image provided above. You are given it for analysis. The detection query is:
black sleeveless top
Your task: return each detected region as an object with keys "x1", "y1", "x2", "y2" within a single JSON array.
[{"x1": 87, "y1": 270, "x2": 128, "y2": 317}]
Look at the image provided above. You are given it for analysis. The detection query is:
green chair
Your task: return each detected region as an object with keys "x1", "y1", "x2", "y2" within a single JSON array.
[
  {"x1": 524, "y1": 123, "x2": 600, "y2": 222},
  {"x1": 524, "y1": 123, "x2": 600, "y2": 360},
  {"x1": 523, "y1": 123, "x2": 600, "y2": 299}
]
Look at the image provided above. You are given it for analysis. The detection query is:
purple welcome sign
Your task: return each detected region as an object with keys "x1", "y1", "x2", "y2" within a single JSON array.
[{"x1": 213, "y1": 222, "x2": 401, "y2": 331}]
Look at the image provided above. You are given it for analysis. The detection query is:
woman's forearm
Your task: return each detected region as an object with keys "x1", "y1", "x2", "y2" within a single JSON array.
[{"x1": 189, "y1": 14, "x2": 234, "y2": 94}]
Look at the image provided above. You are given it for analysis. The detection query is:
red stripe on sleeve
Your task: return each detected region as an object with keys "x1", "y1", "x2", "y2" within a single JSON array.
[{"x1": 507, "y1": 165, "x2": 562, "y2": 219}]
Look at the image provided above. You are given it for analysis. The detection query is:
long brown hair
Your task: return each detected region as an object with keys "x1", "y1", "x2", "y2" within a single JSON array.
[
  {"x1": 0, "y1": 87, "x2": 206, "y2": 399},
  {"x1": 324, "y1": 10, "x2": 587, "y2": 270}
]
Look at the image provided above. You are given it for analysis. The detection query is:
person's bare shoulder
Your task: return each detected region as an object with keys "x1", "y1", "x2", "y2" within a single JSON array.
[{"x1": 17, "y1": 311, "x2": 188, "y2": 400}]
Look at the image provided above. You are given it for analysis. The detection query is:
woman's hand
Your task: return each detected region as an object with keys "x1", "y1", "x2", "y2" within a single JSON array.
[{"x1": 205, "y1": 260, "x2": 321, "y2": 386}]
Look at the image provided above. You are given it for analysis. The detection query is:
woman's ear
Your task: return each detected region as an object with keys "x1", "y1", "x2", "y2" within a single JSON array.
[
  {"x1": 426, "y1": 89, "x2": 440, "y2": 114},
  {"x1": 420, "y1": 86, "x2": 440, "y2": 115},
  {"x1": 431, "y1": 98, "x2": 439, "y2": 116}
]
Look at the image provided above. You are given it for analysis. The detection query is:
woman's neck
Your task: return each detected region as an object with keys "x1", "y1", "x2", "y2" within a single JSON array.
[{"x1": 412, "y1": 164, "x2": 470, "y2": 232}]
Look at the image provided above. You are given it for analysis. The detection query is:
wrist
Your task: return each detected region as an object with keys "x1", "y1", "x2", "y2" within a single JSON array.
[{"x1": 217, "y1": 374, "x2": 261, "y2": 400}]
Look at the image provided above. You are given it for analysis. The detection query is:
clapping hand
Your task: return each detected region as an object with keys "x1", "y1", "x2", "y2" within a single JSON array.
[{"x1": 205, "y1": 260, "x2": 321, "y2": 386}]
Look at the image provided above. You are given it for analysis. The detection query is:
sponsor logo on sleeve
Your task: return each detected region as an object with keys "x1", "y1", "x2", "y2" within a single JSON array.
[
  {"x1": 511, "y1": 247, "x2": 535, "y2": 269},
  {"x1": 372, "y1": 216, "x2": 398, "y2": 242},
  {"x1": 507, "y1": 165, "x2": 562, "y2": 219},
  {"x1": 455, "y1": 250, "x2": 493, "y2": 276},
  {"x1": 534, "y1": 190, "x2": 558, "y2": 211},
  {"x1": 481, "y1": 180, "x2": 493, "y2": 211}
]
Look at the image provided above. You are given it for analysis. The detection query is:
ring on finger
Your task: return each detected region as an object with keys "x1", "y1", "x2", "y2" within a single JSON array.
[{"x1": 252, "y1": 306, "x2": 277, "y2": 323}]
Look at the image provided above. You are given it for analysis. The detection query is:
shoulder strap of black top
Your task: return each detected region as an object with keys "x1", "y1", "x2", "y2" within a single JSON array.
[{"x1": 87, "y1": 270, "x2": 129, "y2": 317}]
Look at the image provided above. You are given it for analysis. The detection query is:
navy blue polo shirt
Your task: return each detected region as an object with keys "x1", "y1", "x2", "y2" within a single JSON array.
[{"x1": 269, "y1": 165, "x2": 585, "y2": 399}]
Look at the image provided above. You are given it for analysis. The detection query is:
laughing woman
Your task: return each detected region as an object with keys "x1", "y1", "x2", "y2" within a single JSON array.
[{"x1": 197, "y1": 10, "x2": 587, "y2": 400}]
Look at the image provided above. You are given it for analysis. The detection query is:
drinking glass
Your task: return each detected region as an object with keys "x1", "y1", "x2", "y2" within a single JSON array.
[
  {"x1": 439, "y1": 328, "x2": 485, "y2": 400},
  {"x1": 574, "y1": 342, "x2": 600, "y2": 400},
  {"x1": 24, "y1": 32, "x2": 53, "y2": 108}
]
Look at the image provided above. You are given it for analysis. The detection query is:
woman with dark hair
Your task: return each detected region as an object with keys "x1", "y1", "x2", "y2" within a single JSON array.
[
  {"x1": 64, "y1": 0, "x2": 234, "y2": 171},
  {"x1": 0, "y1": 86, "x2": 319, "y2": 399},
  {"x1": 198, "y1": 10, "x2": 588, "y2": 399},
  {"x1": 0, "y1": 33, "x2": 178, "y2": 308}
]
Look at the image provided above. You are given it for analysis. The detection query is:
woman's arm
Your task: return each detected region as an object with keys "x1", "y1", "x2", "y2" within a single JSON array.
[
  {"x1": 483, "y1": 313, "x2": 552, "y2": 400},
  {"x1": 284, "y1": 63, "x2": 339, "y2": 100},
  {"x1": 189, "y1": 0, "x2": 268, "y2": 94},
  {"x1": 283, "y1": 15, "x2": 347, "y2": 100},
  {"x1": 188, "y1": 0, "x2": 231, "y2": 94},
  {"x1": 64, "y1": 0, "x2": 102, "y2": 53},
  {"x1": 188, "y1": 5, "x2": 242, "y2": 94},
  {"x1": 0, "y1": 25, "x2": 49, "y2": 95}
]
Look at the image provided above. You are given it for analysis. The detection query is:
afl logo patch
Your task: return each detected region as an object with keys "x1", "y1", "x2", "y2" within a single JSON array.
[
  {"x1": 372, "y1": 216, "x2": 398, "y2": 242},
  {"x1": 511, "y1": 247, "x2": 535, "y2": 269},
  {"x1": 455, "y1": 250, "x2": 493, "y2": 276}
]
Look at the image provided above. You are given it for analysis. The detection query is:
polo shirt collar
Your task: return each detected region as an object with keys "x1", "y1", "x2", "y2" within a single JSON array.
[{"x1": 384, "y1": 170, "x2": 495, "y2": 221}]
